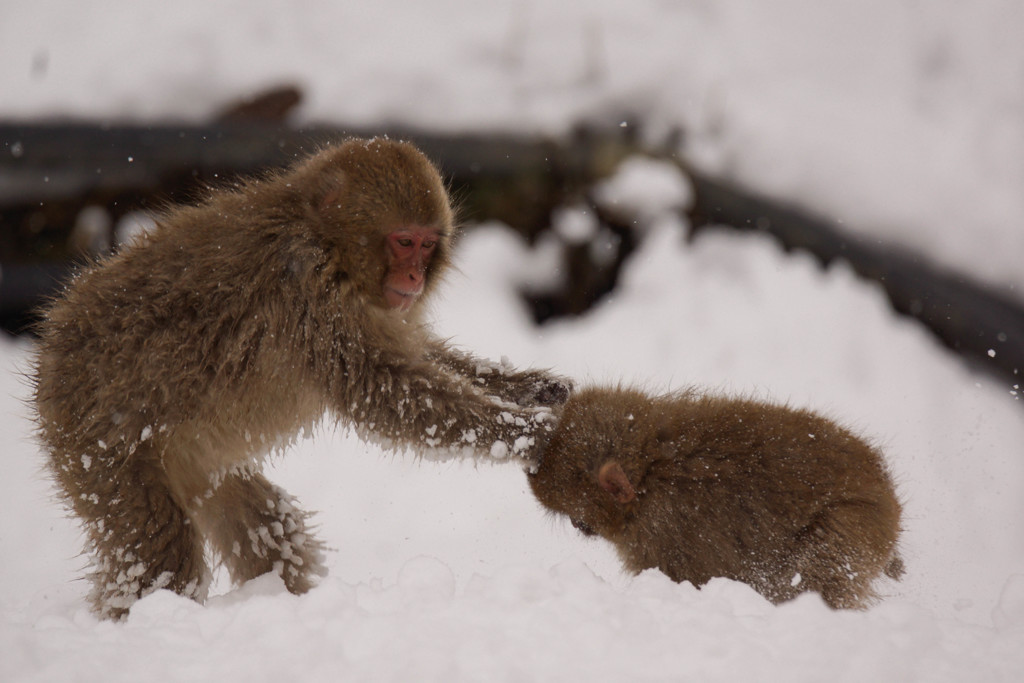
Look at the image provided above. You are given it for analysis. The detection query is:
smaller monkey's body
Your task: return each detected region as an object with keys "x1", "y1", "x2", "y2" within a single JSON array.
[
  {"x1": 34, "y1": 138, "x2": 569, "y2": 619},
  {"x1": 528, "y1": 387, "x2": 903, "y2": 609}
]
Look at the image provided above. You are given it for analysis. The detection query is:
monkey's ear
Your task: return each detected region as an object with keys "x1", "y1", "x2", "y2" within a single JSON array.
[
  {"x1": 319, "y1": 185, "x2": 342, "y2": 212},
  {"x1": 598, "y1": 461, "x2": 635, "y2": 504},
  {"x1": 315, "y1": 172, "x2": 347, "y2": 212}
]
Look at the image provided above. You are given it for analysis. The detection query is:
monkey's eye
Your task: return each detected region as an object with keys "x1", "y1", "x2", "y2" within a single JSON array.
[
  {"x1": 422, "y1": 240, "x2": 437, "y2": 250},
  {"x1": 396, "y1": 238, "x2": 414, "y2": 248}
]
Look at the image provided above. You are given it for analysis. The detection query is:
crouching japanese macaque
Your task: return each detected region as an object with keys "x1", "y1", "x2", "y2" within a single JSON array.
[
  {"x1": 528, "y1": 386, "x2": 904, "y2": 609},
  {"x1": 33, "y1": 138, "x2": 570, "y2": 620}
]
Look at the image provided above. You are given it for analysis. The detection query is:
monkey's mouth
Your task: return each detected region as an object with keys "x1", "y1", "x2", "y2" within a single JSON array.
[
  {"x1": 570, "y1": 518, "x2": 597, "y2": 536},
  {"x1": 384, "y1": 287, "x2": 421, "y2": 311}
]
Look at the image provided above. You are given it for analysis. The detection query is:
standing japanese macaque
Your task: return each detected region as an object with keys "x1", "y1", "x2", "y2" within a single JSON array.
[
  {"x1": 528, "y1": 386, "x2": 904, "y2": 609},
  {"x1": 33, "y1": 138, "x2": 570, "y2": 620}
]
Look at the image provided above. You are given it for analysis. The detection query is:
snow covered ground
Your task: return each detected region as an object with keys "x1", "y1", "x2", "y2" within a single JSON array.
[{"x1": 3, "y1": 1, "x2": 1024, "y2": 680}]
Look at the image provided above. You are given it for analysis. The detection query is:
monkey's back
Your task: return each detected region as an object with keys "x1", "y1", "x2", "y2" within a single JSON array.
[
  {"x1": 651, "y1": 393, "x2": 898, "y2": 534},
  {"x1": 32, "y1": 189, "x2": 327, "y2": 470},
  {"x1": 651, "y1": 393, "x2": 899, "y2": 596}
]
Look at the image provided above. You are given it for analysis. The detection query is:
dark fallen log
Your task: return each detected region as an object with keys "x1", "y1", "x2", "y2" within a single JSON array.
[
  {"x1": 688, "y1": 174, "x2": 1024, "y2": 389},
  {"x1": 1, "y1": 121, "x2": 1020, "y2": 393}
]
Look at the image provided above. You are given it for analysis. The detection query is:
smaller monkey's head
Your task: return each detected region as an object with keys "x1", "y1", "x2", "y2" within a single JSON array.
[
  {"x1": 528, "y1": 387, "x2": 661, "y2": 539},
  {"x1": 298, "y1": 138, "x2": 455, "y2": 315}
]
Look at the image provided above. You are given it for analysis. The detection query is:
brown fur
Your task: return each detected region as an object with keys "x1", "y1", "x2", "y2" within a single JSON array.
[
  {"x1": 528, "y1": 386, "x2": 903, "y2": 609},
  {"x1": 33, "y1": 138, "x2": 569, "y2": 619}
]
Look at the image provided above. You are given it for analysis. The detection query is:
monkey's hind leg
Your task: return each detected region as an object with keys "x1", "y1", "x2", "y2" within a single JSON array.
[
  {"x1": 192, "y1": 471, "x2": 328, "y2": 595},
  {"x1": 790, "y1": 499, "x2": 902, "y2": 610},
  {"x1": 62, "y1": 447, "x2": 210, "y2": 620}
]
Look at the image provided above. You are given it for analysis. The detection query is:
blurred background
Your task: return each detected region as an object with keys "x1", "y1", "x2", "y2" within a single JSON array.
[{"x1": 2, "y1": 0, "x2": 1023, "y2": 387}]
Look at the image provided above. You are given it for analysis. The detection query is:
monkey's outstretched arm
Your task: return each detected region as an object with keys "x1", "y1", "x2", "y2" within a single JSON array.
[
  {"x1": 424, "y1": 341, "x2": 573, "y2": 408},
  {"x1": 328, "y1": 344, "x2": 556, "y2": 465}
]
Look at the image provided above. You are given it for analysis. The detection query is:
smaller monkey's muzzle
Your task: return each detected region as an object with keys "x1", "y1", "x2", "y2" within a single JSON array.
[{"x1": 571, "y1": 518, "x2": 597, "y2": 536}]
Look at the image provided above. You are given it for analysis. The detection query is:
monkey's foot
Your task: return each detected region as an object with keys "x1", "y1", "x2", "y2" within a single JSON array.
[
  {"x1": 87, "y1": 546, "x2": 211, "y2": 620},
  {"x1": 221, "y1": 485, "x2": 329, "y2": 595}
]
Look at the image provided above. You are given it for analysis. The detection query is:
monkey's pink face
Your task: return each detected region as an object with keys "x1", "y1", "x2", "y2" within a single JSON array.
[{"x1": 383, "y1": 226, "x2": 440, "y2": 311}]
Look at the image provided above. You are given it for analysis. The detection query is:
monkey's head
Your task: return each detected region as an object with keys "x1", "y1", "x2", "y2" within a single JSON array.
[
  {"x1": 299, "y1": 138, "x2": 455, "y2": 315},
  {"x1": 528, "y1": 386, "x2": 662, "y2": 539}
]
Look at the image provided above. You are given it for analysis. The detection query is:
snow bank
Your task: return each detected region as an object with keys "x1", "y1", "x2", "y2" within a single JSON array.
[{"x1": 5, "y1": 561, "x2": 1023, "y2": 683}]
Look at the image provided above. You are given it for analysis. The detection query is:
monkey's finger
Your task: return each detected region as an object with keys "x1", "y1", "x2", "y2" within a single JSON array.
[{"x1": 533, "y1": 378, "x2": 572, "y2": 406}]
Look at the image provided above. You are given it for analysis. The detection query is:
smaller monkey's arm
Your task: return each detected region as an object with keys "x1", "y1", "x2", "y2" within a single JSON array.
[{"x1": 425, "y1": 341, "x2": 573, "y2": 408}]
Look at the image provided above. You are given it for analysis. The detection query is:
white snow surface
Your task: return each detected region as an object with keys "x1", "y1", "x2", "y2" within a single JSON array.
[
  {"x1": 3, "y1": 216, "x2": 1024, "y2": 681},
  {"x1": 3, "y1": 0, "x2": 1024, "y2": 294}
]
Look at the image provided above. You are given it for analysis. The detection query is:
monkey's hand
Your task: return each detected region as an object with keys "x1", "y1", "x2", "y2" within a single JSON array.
[
  {"x1": 509, "y1": 371, "x2": 574, "y2": 408},
  {"x1": 426, "y1": 343, "x2": 573, "y2": 408}
]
